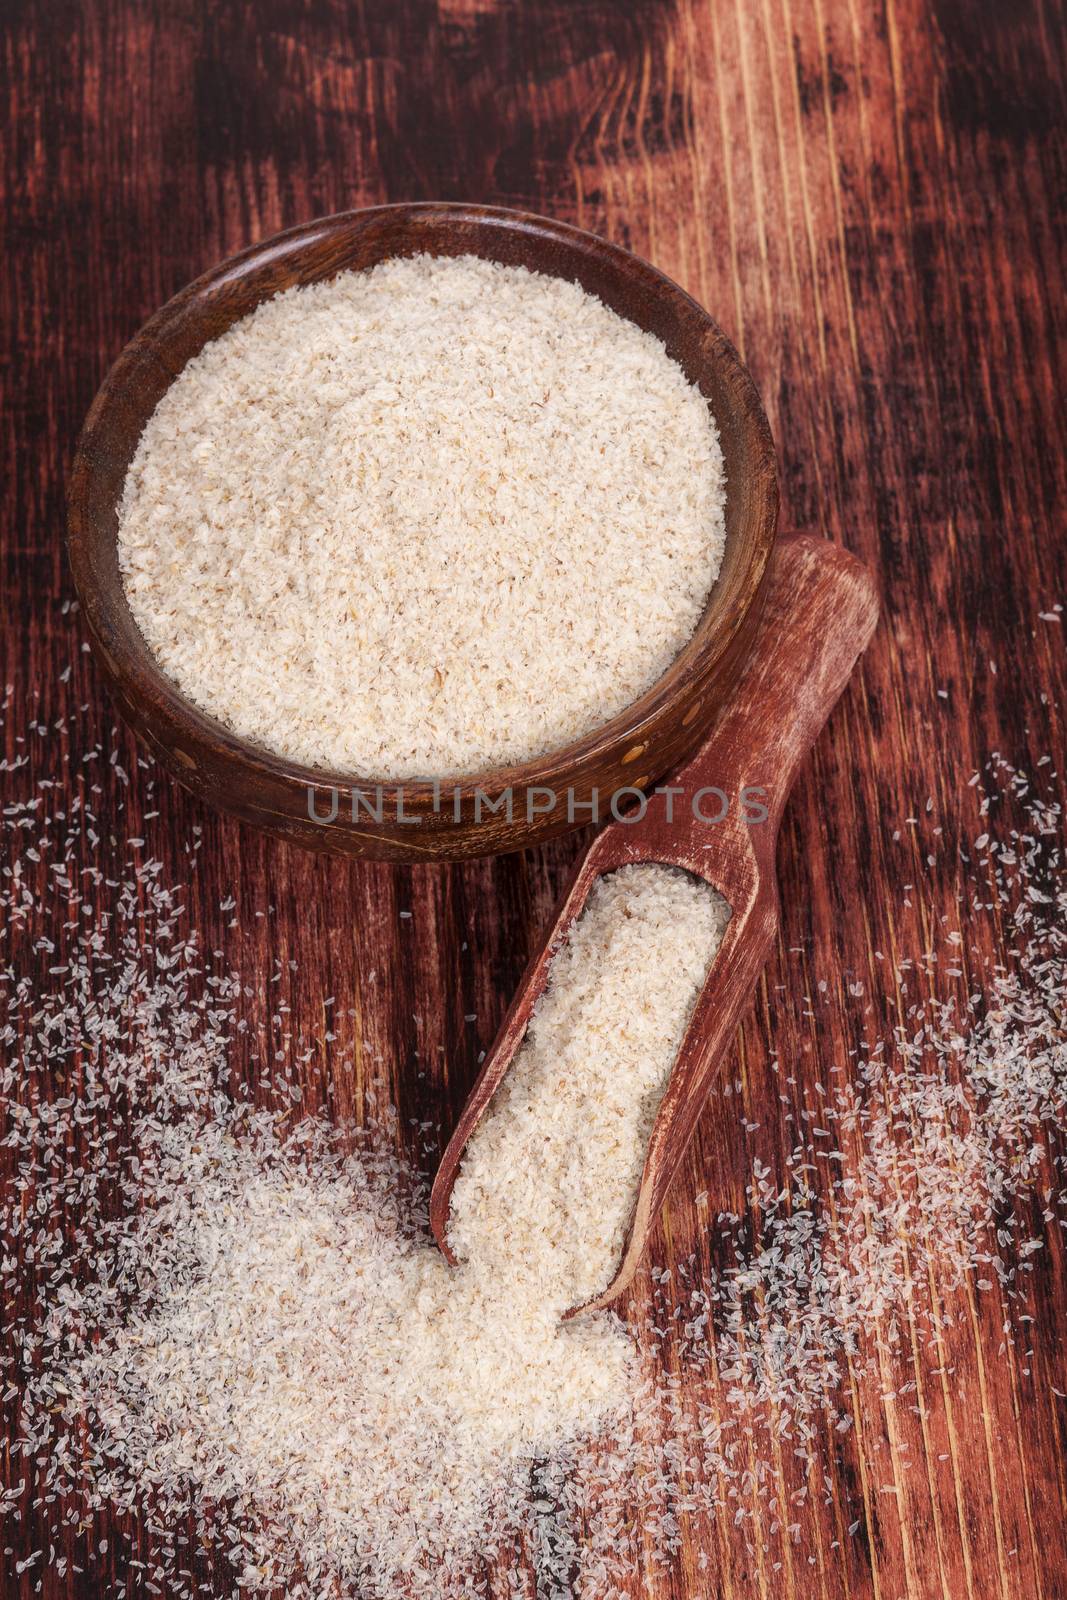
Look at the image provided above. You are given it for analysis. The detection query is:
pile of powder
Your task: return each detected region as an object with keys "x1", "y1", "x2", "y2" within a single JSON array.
[
  {"x1": 4, "y1": 857, "x2": 726, "y2": 1597},
  {"x1": 117, "y1": 253, "x2": 726, "y2": 779},
  {"x1": 85, "y1": 868, "x2": 726, "y2": 1593}
]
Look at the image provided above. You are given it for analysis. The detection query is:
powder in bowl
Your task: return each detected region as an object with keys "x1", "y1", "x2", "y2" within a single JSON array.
[{"x1": 118, "y1": 253, "x2": 726, "y2": 780}]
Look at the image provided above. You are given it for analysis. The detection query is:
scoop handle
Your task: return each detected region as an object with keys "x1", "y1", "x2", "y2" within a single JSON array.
[
  {"x1": 575, "y1": 535, "x2": 880, "y2": 1309},
  {"x1": 646, "y1": 534, "x2": 880, "y2": 849}
]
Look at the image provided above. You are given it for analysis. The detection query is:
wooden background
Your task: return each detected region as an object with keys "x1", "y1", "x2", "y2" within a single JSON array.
[{"x1": 2, "y1": 1, "x2": 1065, "y2": 1597}]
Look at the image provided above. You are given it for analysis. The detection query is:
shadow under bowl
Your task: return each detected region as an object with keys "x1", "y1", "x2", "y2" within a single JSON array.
[{"x1": 68, "y1": 202, "x2": 779, "y2": 863}]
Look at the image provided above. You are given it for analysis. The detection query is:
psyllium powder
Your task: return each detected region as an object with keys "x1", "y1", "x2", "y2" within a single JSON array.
[{"x1": 117, "y1": 253, "x2": 726, "y2": 778}]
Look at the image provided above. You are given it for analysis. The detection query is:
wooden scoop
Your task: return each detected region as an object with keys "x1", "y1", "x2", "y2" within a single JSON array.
[{"x1": 430, "y1": 535, "x2": 879, "y2": 1314}]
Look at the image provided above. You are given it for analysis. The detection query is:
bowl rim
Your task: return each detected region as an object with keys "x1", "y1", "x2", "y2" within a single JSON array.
[{"x1": 68, "y1": 200, "x2": 779, "y2": 807}]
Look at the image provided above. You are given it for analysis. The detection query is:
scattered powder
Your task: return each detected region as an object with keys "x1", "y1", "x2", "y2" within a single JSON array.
[
  {"x1": 84, "y1": 866, "x2": 725, "y2": 1594},
  {"x1": 117, "y1": 254, "x2": 726, "y2": 779},
  {"x1": 1, "y1": 812, "x2": 725, "y2": 1595},
  {"x1": 2, "y1": 680, "x2": 1065, "y2": 1597}
]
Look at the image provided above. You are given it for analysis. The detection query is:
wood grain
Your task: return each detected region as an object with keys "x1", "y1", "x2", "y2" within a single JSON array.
[{"x1": 2, "y1": 2, "x2": 1065, "y2": 1598}]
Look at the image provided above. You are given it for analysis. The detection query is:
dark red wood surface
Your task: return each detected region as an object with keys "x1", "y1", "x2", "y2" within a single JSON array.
[{"x1": 2, "y1": 3, "x2": 1065, "y2": 1598}]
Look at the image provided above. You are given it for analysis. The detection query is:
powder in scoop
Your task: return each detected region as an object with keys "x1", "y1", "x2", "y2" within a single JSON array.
[
  {"x1": 449, "y1": 864, "x2": 732, "y2": 1309},
  {"x1": 117, "y1": 253, "x2": 726, "y2": 779}
]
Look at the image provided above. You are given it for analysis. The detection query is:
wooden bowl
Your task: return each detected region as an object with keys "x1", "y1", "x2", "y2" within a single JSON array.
[{"x1": 68, "y1": 203, "x2": 778, "y2": 863}]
